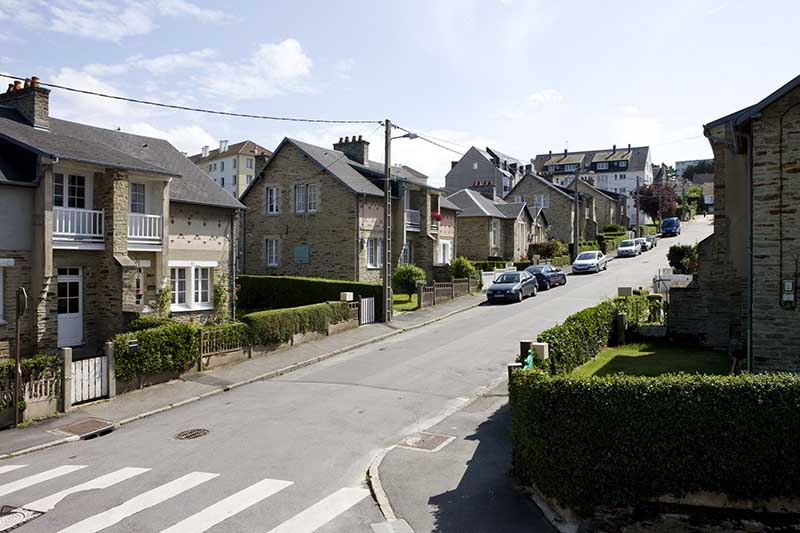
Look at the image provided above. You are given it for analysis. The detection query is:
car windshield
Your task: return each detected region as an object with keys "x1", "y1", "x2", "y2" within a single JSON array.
[
  {"x1": 663, "y1": 218, "x2": 678, "y2": 226},
  {"x1": 576, "y1": 252, "x2": 597, "y2": 260},
  {"x1": 620, "y1": 240, "x2": 635, "y2": 247},
  {"x1": 527, "y1": 266, "x2": 546, "y2": 273},
  {"x1": 495, "y1": 273, "x2": 521, "y2": 283}
]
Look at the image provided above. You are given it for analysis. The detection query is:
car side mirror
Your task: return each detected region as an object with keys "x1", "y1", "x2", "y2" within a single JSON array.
[{"x1": 555, "y1": 268, "x2": 561, "y2": 272}]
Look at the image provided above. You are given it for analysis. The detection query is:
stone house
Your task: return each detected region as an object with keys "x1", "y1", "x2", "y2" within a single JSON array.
[
  {"x1": 562, "y1": 176, "x2": 629, "y2": 231},
  {"x1": 189, "y1": 140, "x2": 272, "y2": 198},
  {"x1": 240, "y1": 136, "x2": 459, "y2": 283},
  {"x1": 446, "y1": 183, "x2": 537, "y2": 261},
  {"x1": 669, "y1": 73, "x2": 800, "y2": 371},
  {"x1": 445, "y1": 146, "x2": 530, "y2": 198},
  {"x1": 0, "y1": 77, "x2": 242, "y2": 358}
]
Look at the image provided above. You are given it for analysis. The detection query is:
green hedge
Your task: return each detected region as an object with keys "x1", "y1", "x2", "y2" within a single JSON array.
[
  {"x1": 0, "y1": 353, "x2": 61, "y2": 380},
  {"x1": 112, "y1": 323, "x2": 200, "y2": 382},
  {"x1": 577, "y1": 240, "x2": 599, "y2": 253},
  {"x1": 127, "y1": 315, "x2": 176, "y2": 331},
  {"x1": 598, "y1": 233, "x2": 627, "y2": 254},
  {"x1": 603, "y1": 224, "x2": 625, "y2": 233},
  {"x1": 237, "y1": 275, "x2": 383, "y2": 320},
  {"x1": 530, "y1": 240, "x2": 569, "y2": 259},
  {"x1": 472, "y1": 261, "x2": 509, "y2": 272},
  {"x1": 241, "y1": 302, "x2": 350, "y2": 347},
  {"x1": 202, "y1": 321, "x2": 250, "y2": 346},
  {"x1": 509, "y1": 370, "x2": 800, "y2": 511}
]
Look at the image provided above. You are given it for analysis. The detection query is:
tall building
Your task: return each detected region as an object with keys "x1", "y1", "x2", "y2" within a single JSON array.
[
  {"x1": 445, "y1": 146, "x2": 529, "y2": 198},
  {"x1": 190, "y1": 140, "x2": 272, "y2": 198}
]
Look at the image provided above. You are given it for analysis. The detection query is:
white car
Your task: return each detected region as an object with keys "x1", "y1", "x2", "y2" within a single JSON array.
[
  {"x1": 572, "y1": 251, "x2": 608, "y2": 274},
  {"x1": 635, "y1": 237, "x2": 651, "y2": 251},
  {"x1": 617, "y1": 239, "x2": 641, "y2": 257}
]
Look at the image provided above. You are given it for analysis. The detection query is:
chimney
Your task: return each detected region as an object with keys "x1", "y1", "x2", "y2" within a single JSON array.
[
  {"x1": 0, "y1": 75, "x2": 50, "y2": 130},
  {"x1": 548, "y1": 150, "x2": 552, "y2": 158},
  {"x1": 563, "y1": 149, "x2": 567, "y2": 158},
  {"x1": 469, "y1": 180, "x2": 496, "y2": 200},
  {"x1": 612, "y1": 144, "x2": 616, "y2": 153},
  {"x1": 202, "y1": 145, "x2": 209, "y2": 158},
  {"x1": 333, "y1": 134, "x2": 370, "y2": 165},
  {"x1": 627, "y1": 143, "x2": 631, "y2": 152},
  {"x1": 219, "y1": 140, "x2": 228, "y2": 152}
]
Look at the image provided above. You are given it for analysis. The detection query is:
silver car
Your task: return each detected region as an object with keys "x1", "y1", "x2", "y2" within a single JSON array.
[
  {"x1": 635, "y1": 237, "x2": 651, "y2": 251},
  {"x1": 617, "y1": 239, "x2": 641, "y2": 257},
  {"x1": 571, "y1": 251, "x2": 608, "y2": 274}
]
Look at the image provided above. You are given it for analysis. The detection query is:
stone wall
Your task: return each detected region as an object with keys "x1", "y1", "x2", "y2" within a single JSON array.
[
  {"x1": 455, "y1": 217, "x2": 491, "y2": 260},
  {"x1": 509, "y1": 176, "x2": 574, "y2": 243},
  {"x1": 0, "y1": 252, "x2": 34, "y2": 358}
]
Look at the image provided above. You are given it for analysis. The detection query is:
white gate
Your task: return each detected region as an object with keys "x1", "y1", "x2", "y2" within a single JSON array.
[
  {"x1": 72, "y1": 355, "x2": 108, "y2": 404},
  {"x1": 359, "y1": 297, "x2": 376, "y2": 325}
]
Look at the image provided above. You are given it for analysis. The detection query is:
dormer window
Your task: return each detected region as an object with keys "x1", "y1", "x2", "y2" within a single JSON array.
[
  {"x1": 565, "y1": 164, "x2": 577, "y2": 172},
  {"x1": 618, "y1": 161, "x2": 628, "y2": 168},
  {"x1": 597, "y1": 162, "x2": 609, "y2": 170}
]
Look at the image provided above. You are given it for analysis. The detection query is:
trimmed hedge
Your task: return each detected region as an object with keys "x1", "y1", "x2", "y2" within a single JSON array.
[
  {"x1": 237, "y1": 275, "x2": 383, "y2": 320},
  {"x1": 577, "y1": 240, "x2": 599, "y2": 253},
  {"x1": 510, "y1": 370, "x2": 800, "y2": 511},
  {"x1": 471, "y1": 260, "x2": 509, "y2": 272},
  {"x1": 0, "y1": 353, "x2": 61, "y2": 380},
  {"x1": 113, "y1": 323, "x2": 200, "y2": 382},
  {"x1": 128, "y1": 315, "x2": 176, "y2": 331},
  {"x1": 530, "y1": 240, "x2": 569, "y2": 259},
  {"x1": 598, "y1": 233, "x2": 627, "y2": 254},
  {"x1": 241, "y1": 302, "x2": 350, "y2": 347},
  {"x1": 202, "y1": 321, "x2": 250, "y2": 346}
]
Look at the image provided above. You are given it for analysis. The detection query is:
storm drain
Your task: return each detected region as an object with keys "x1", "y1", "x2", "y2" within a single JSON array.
[
  {"x1": 53, "y1": 417, "x2": 114, "y2": 440},
  {"x1": 174, "y1": 428, "x2": 209, "y2": 440},
  {"x1": 398, "y1": 432, "x2": 455, "y2": 453},
  {"x1": 0, "y1": 506, "x2": 41, "y2": 532}
]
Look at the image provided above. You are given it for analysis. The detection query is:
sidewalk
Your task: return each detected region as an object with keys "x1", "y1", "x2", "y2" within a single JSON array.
[
  {"x1": 1, "y1": 292, "x2": 485, "y2": 458},
  {"x1": 375, "y1": 380, "x2": 555, "y2": 532}
]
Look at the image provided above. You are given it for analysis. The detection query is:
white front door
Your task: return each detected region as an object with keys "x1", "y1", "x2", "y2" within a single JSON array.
[
  {"x1": 440, "y1": 240, "x2": 452, "y2": 264},
  {"x1": 57, "y1": 267, "x2": 83, "y2": 347}
]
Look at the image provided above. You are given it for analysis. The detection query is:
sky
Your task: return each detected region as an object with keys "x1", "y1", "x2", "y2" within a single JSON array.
[{"x1": 1, "y1": 0, "x2": 799, "y2": 187}]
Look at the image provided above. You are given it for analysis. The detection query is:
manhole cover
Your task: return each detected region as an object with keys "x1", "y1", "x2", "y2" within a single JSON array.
[
  {"x1": 398, "y1": 432, "x2": 455, "y2": 453},
  {"x1": 175, "y1": 429, "x2": 209, "y2": 440},
  {"x1": 53, "y1": 417, "x2": 114, "y2": 439},
  {"x1": 0, "y1": 507, "x2": 40, "y2": 531}
]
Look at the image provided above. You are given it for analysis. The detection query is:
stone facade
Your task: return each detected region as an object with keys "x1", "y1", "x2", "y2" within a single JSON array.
[
  {"x1": 0, "y1": 252, "x2": 34, "y2": 358},
  {"x1": 455, "y1": 217, "x2": 492, "y2": 260},
  {"x1": 508, "y1": 176, "x2": 576, "y2": 243}
]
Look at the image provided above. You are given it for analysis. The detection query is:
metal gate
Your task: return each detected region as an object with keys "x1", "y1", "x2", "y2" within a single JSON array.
[
  {"x1": 72, "y1": 355, "x2": 108, "y2": 404},
  {"x1": 359, "y1": 297, "x2": 376, "y2": 325}
]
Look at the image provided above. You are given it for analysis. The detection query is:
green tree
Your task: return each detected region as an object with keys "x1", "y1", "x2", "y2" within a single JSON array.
[
  {"x1": 392, "y1": 264, "x2": 426, "y2": 301},
  {"x1": 667, "y1": 244, "x2": 698, "y2": 274},
  {"x1": 683, "y1": 160, "x2": 714, "y2": 182},
  {"x1": 449, "y1": 256, "x2": 477, "y2": 281}
]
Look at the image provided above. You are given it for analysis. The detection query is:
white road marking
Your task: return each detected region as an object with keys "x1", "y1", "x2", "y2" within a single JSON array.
[
  {"x1": 0, "y1": 465, "x2": 27, "y2": 475},
  {"x1": 161, "y1": 477, "x2": 294, "y2": 532},
  {"x1": 24, "y1": 467, "x2": 151, "y2": 513},
  {"x1": 0, "y1": 465, "x2": 86, "y2": 497},
  {"x1": 267, "y1": 487, "x2": 370, "y2": 533},
  {"x1": 56, "y1": 471, "x2": 219, "y2": 533}
]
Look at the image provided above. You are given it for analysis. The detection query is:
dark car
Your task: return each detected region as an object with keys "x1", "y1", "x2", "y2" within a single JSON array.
[
  {"x1": 661, "y1": 217, "x2": 681, "y2": 237},
  {"x1": 525, "y1": 264, "x2": 567, "y2": 290},
  {"x1": 486, "y1": 271, "x2": 538, "y2": 303}
]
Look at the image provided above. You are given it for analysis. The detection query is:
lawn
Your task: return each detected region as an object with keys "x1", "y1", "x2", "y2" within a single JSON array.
[
  {"x1": 393, "y1": 293, "x2": 419, "y2": 312},
  {"x1": 573, "y1": 341, "x2": 730, "y2": 377}
]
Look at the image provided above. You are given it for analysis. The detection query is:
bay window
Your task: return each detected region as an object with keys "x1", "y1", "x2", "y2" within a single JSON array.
[{"x1": 169, "y1": 261, "x2": 217, "y2": 311}]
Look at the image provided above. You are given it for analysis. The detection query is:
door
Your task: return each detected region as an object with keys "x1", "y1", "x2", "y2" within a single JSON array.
[{"x1": 57, "y1": 267, "x2": 83, "y2": 347}]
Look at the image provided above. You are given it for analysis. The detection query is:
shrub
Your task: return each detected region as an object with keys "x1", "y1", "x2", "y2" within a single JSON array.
[
  {"x1": 113, "y1": 323, "x2": 200, "y2": 382},
  {"x1": 598, "y1": 233, "x2": 626, "y2": 254},
  {"x1": 577, "y1": 240, "x2": 599, "y2": 252},
  {"x1": 0, "y1": 353, "x2": 62, "y2": 380},
  {"x1": 449, "y1": 256, "x2": 477, "y2": 280},
  {"x1": 471, "y1": 261, "x2": 508, "y2": 272},
  {"x1": 241, "y1": 302, "x2": 350, "y2": 347},
  {"x1": 128, "y1": 315, "x2": 176, "y2": 332},
  {"x1": 530, "y1": 239, "x2": 569, "y2": 259},
  {"x1": 509, "y1": 371, "x2": 800, "y2": 512},
  {"x1": 667, "y1": 243, "x2": 698, "y2": 274},
  {"x1": 487, "y1": 255, "x2": 506, "y2": 262},
  {"x1": 201, "y1": 321, "x2": 249, "y2": 347},
  {"x1": 603, "y1": 223, "x2": 625, "y2": 233},
  {"x1": 237, "y1": 275, "x2": 383, "y2": 320},
  {"x1": 392, "y1": 264, "x2": 426, "y2": 298}
]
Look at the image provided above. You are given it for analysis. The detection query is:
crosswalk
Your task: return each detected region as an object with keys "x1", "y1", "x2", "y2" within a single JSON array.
[{"x1": 0, "y1": 463, "x2": 371, "y2": 532}]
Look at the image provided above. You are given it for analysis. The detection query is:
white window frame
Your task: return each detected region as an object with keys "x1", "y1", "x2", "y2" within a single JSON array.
[
  {"x1": 169, "y1": 261, "x2": 218, "y2": 312},
  {"x1": 294, "y1": 184, "x2": 306, "y2": 213},
  {"x1": 129, "y1": 182, "x2": 146, "y2": 214},
  {"x1": 220, "y1": 161, "x2": 225, "y2": 172},
  {"x1": 194, "y1": 267, "x2": 211, "y2": 304},
  {"x1": 618, "y1": 160, "x2": 628, "y2": 168},
  {"x1": 266, "y1": 186, "x2": 279, "y2": 214},
  {"x1": 307, "y1": 184, "x2": 318, "y2": 213},
  {"x1": 491, "y1": 220, "x2": 498, "y2": 247},
  {"x1": 367, "y1": 238, "x2": 384, "y2": 268},
  {"x1": 266, "y1": 239, "x2": 279, "y2": 267},
  {"x1": 233, "y1": 158, "x2": 237, "y2": 169},
  {"x1": 597, "y1": 162, "x2": 609, "y2": 170},
  {"x1": 439, "y1": 240, "x2": 452, "y2": 265},
  {"x1": 170, "y1": 267, "x2": 187, "y2": 306},
  {"x1": 246, "y1": 158, "x2": 254, "y2": 169},
  {"x1": 565, "y1": 164, "x2": 577, "y2": 172}
]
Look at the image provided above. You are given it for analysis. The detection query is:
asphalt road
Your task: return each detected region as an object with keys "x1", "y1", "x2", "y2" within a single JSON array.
[{"x1": 0, "y1": 220, "x2": 712, "y2": 533}]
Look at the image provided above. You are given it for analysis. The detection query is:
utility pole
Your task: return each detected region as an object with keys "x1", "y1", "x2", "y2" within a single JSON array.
[
  {"x1": 635, "y1": 176, "x2": 641, "y2": 237},
  {"x1": 15, "y1": 287, "x2": 27, "y2": 426},
  {"x1": 572, "y1": 171, "x2": 580, "y2": 260},
  {"x1": 383, "y1": 119, "x2": 392, "y2": 322}
]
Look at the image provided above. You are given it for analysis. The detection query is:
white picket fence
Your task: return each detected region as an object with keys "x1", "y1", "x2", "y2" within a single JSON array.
[
  {"x1": 72, "y1": 355, "x2": 109, "y2": 404},
  {"x1": 480, "y1": 267, "x2": 517, "y2": 291}
]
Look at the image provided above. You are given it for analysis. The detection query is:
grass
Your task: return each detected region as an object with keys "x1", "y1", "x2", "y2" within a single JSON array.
[
  {"x1": 573, "y1": 341, "x2": 730, "y2": 377},
  {"x1": 393, "y1": 293, "x2": 419, "y2": 312}
]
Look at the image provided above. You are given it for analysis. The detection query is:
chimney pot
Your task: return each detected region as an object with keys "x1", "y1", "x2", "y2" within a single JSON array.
[
  {"x1": 548, "y1": 150, "x2": 552, "y2": 157},
  {"x1": 6, "y1": 84, "x2": 13, "y2": 93},
  {"x1": 345, "y1": 136, "x2": 349, "y2": 143},
  {"x1": 31, "y1": 76, "x2": 39, "y2": 88},
  {"x1": 13, "y1": 80, "x2": 22, "y2": 91},
  {"x1": 627, "y1": 143, "x2": 631, "y2": 151},
  {"x1": 358, "y1": 135, "x2": 363, "y2": 141},
  {"x1": 613, "y1": 144, "x2": 616, "y2": 153},
  {"x1": 563, "y1": 149, "x2": 567, "y2": 157},
  {"x1": 219, "y1": 140, "x2": 228, "y2": 152},
  {"x1": 23, "y1": 78, "x2": 31, "y2": 89},
  {"x1": 339, "y1": 137, "x2": 343, "y2": 143},
  {"x1": 202, "y1": 145, "x2": 209, "y2": 158}
]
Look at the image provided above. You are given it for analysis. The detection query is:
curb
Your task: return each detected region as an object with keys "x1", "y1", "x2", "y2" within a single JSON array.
[{"x1": 0, "y1": 299, "x2": 483, "y2": 460}]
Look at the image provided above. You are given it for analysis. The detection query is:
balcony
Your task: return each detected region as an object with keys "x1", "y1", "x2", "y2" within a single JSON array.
[
  {"x1": 128, "y1": 213, "x2": 163, "y2": 249},
  {"x1": 405, "y1": 209, "x2": 420, "y2": 231},
  {"x1": 430, "y1": 220, "x2": 439, "y2": 233},
  {"x1": 53, "y1": 207, "x2": 104, "y2": 249}
]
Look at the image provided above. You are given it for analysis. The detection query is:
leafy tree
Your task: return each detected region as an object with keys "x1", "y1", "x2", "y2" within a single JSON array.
[
  {"x1": 449, "y1": 256, "x2": 477, "y2": 280},
  {"x1": 636, "y1": 183, "x2": 677, "y2": 220},
  {"x1": 530, "y1": 239, "x2": 569, "y2": 259},
  {"x1": 667, "y1": 244, "x2": 698, "y2": 274},
  {"x1": 392, "y1": 264, "x2": 426, "y2": 301},
  {"x1": 683, "y1": 160, "x2": 714, "y2": 182}
]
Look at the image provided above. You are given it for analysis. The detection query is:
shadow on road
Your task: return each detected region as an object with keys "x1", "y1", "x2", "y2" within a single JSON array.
[{"x1": 427, "y1": 403, "x2": 554, "y2": 532}]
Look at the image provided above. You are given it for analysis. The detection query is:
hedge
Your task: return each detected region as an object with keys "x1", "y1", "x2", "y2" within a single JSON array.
[
  {"x1": 0, "y1": 353, "x2": 61, "y2": 381},
  {"x1": 241, "y1": 302, "x2": 350, "y2": 347},
  {"x1": 530, "y1": 240, "x2": 569, "y2": 259},
  {"x1": 577, "y1": 240, "x2": 599, "y2": 253},
  {"x1": 509, "y1": 370, "x2": 800, "y2": 511},
  {"x1": 598, "y1": 233, "x2": 627, "y2": 254},
  {"x1": 127, "y1": 315, "x2": 176, "y2": 331},
  {"x1": 112, "y1": 322, "x2": 200, "y2": 382},
  {"x1": 603, "y1": 224, "x2": 625, "y2": 233},
  {"x1": 201, "y1": 321, "x2": 250, "y2": 347},
  {"x1": 471, "y1": 260, "x2": 509, "y2": 272},
  {"x1": 237, "y1": 275, "x2": 383, "y2": 320}
]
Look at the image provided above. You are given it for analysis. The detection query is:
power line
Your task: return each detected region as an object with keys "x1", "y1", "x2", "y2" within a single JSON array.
[
  {"x1": 393, "y1": 125, "x2": 464, "y2": 156},
  {"x1": 0, "y1": 73, "x2": 381, "y2": 125}
]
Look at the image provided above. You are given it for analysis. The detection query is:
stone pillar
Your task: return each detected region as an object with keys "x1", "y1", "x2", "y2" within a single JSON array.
[
  {"x1": 532, "y1": 342, "x2": 549, "y2": 361},
  {"x1": 415, "y1": 191, "x2": 435, "y2": 275},
  {"x1": 104, "y1": 341, "x2": 116, "y2": 398}
]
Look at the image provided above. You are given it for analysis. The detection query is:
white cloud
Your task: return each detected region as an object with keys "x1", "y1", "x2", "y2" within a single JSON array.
[
  {"x1": 50, "y1": 68, "x2": 143, "y2": 124},
  {"x1": 622, "y1": 105, "x2": 639, "y2": 114},
  {"x1": 157, "y1": 0, "x2": 236, "y2": 24},
  {"x1": 126, "y1": 122, "x2": 216, "y2": 154},
  {"x1": 528, "y1": 89, "x2": 563, "y2": 106},
  {"x1": 85, "y1": 49, "x2": 218, "y2": 77}
]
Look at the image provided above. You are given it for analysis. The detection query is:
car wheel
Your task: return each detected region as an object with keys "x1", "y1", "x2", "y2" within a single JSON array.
[
  {"x1": 561, "y1": 276, "x2": 567, "y2": 285},
  {"x1": 516, "y1": 292, "x2": 523, "y2": 303},
  {"x1": 544, "y1": 280, "x2": 551, "y2": 290},
  {"x1": 604, "y1": 262, "x2": 608, "y2": 271}
]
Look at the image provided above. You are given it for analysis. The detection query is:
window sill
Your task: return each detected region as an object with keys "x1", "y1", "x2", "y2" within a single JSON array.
[
  {"x1": 366, "y1": 266, "x2": 383, "y2": 270},
  {"x1": 170, "y1": 304, "x2": 214, "y2": 313}
]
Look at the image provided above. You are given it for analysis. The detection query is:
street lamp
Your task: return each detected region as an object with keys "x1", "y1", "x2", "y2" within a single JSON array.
[{"x1": 572, "y1": 169, "x2": 594, "y2": 260}]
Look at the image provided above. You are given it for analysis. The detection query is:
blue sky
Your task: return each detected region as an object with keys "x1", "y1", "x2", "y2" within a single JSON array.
[{"x1": 1, "y1": 0, "x2": 798, "y2": 186}]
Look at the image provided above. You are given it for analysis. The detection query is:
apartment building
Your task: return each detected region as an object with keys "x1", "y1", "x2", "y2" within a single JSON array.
[
  {"x1": 445, "y1": 146, "x2": 529, "y2": 198},
  {"x1": 190, "y1": 140, "x2": 272, "y2": 198}
]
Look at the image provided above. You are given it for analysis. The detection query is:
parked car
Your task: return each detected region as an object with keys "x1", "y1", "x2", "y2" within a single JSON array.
[
  {"x1": 661, "y1": 217, "x2": 681, "y2": 237},
  {"x1": 617, "y1": 239, "x2": 641, "y2": 257},
  {"x1": 486, "y1": 271, "x2": 538, "y2": 303},
  {"x1": 571, "y1": 251, "x2": 607, "y2": 274},
  {"x1": 525, "y1": 264, "x2": 567, "y2": 290},
  {"x1": 646, "y1": 235, "x2": 658, "y2": 248},
  {"x1": 636, "y1": 237, "x2": 651, "y2": 251}
]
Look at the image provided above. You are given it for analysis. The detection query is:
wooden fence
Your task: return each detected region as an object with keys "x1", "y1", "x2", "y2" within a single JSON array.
[{"x1": 417, "y1": 278, "x2": 474, "y2": 309}]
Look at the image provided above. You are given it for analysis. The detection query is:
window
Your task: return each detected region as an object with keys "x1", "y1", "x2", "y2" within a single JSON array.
[
  {"x1": 246, "y1": 158, "x2": 254, "y2": 169},
  {"x1": 502, "y1": 176, "x2": 510, "y2": 195},
  {"x1": 619, "y1": 160, "x2": 628, "y2": 168},
  {"x1": 307, "y1": 184, "x2": 318, "y2": 213},
  {"x1": 534, "y1": 193, "x2": 549, "y2": 208},
  {"x1": 233, "y1": 158, "x2": 237, "y2": 169},
  {"x1": 619, "y1": 173, "x2": 626, "y2": 180},
  {"x1": 491, "y1": 220, "x2": 498, "y2": 247},
  {"x1": 367, "y1": 238, "x2": 384, "y2": 268},
  {"x1": 194, "y1": 267, "x2": 211, "y2": 304},
  {"x1": 135, "y1": 268, "x2": 144, "y2": 305},
  {"x1": 472, "y1": 162, "x2": 478, "y2": 170},
  {"x1": 233, "y1": 175, "x2": 238, "y2": 186},
  {"x1": 220, "y1": 161, "x2": 225, "y2": 172},
  {"x1": 130, "y1": 183, "x2": 146, "y2": 213},
  {"x1": 440, "y1": 240, "x2": 452, "y2": 264},
  {"x1": 221, "y1": 177, "x2": 225, "y2": 188},
  {"x1": 213, "y1": 163, "x2": 217, "y2": 171},
  {"x1": 170, "y1": 268, "x2": 187, "y2": 305},
  {"x1": 294, "y1": 245, "x2": 310, "y2": 264},
  {"x1": 54, "y1": 174, "x2": 87, "y2": 208},
  {"x1": 597, "y1": 162, "x2": 609, "y2": 170},
  {"x1": 266, "y1": 187, "x2": 279, "y2": 214},
  {"x1": 247, "y1": 175, "x2": 253, "y2": 185},
  {"x1": 266, "y1": 239, "x2": 279, "y2": 266},
  {"x1": 565, "y1": 164, "x2": 577, "y2": 172},
  {"x1": 208, "y1": 164, "x2": 212, "y2": 172},
  {"x1": 294, "y1": 184, "x2": 306, "y2": 213}
]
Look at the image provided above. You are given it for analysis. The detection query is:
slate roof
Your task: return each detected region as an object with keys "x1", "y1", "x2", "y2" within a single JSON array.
[
  {"x1": 542, "y1": 153, "x2": 586, "y2": 167},
  {"x1": 534, "y1": 146, "x2": 650, "y2": 173},
  {"x1": 188, "y1": 140, "x2": 272, "y2": 164},
  {"x1": 495, "y1": 202, "x2": 527, "y2": 219},
  {"x1": 486, "y1": 147, "x2": 523, "y2": 166},
  {"x1": 446, "y1": 188, "x2": 531, "y2": 219},
  {"x1": 439, "y1": 196, "x2": 460, "y2": 211},
  {"x1": 507, "y1": 173, "x2": 573, "y2": 200}
]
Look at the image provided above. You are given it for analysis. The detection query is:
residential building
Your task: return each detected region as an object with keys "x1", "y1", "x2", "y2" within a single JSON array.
[
  {"x1": 445, "y1": 146, "x2": 529, "y2": 198},
  {"x1": 446, "y1": 182, "x2": 540, "y2": 261},
  {"x1": 240, "y1": 136, "x2": 459, "y2": 282},
  {"x1": 691, "y1": 172, "x2": 715, "y2": 186},
  {"x1": 675, "y1": 158, "x2": 713, "y2": 178},
  {"x1": 562, "y1": 176, "x2": 629, "y2": 231},
  {"x1": 669, "y1": 73, "x2": 800, "y2": 371},
  {"x1": 0, "y1": 77, "x2": 242, "y2": 358},
  {"x1": 702, "y1": 182, "x2": 714, "y2": 213},
  {"x1": 652, "y1": 163, "x2": 670, "y2": 185},
  {"x1": 189, "y1": 140, "x2": 272, "y2": 198},
  {"x1": 533, "y1": 145, "x2": 653, "y2": 225}
]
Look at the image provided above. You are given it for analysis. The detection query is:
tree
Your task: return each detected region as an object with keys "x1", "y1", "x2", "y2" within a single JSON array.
[
  {"x1": 636, "y1": 183, "x2": 677, "y2": 221},
  {"x1": 667, "y1": 244, "x2": 698, "y2": 274},
  {"x1": 392, "y1": 264, "x2": 426, "y2": 301},
  {"x1": 682, "y1": 160, "x2": 714, "y2": 183},
  {"x1": 449, "y1": 256, "x2": 477, "y2": 280}
]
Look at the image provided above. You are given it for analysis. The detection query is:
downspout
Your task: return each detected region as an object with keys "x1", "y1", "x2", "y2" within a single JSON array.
[
  {"x1": 230, "y1": 210, "x2": 237, "y2": 321},
  {"x1": 746, "y1": 131, "x2": 753, "y2": 372},
  {"x1": 355, "y1": 195, "x2": 361, "y2": 281}
]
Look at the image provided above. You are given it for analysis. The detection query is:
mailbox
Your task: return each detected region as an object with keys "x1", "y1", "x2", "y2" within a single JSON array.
[{"x1": 127, "y1": 339, "x2": 140, "y2": 354}]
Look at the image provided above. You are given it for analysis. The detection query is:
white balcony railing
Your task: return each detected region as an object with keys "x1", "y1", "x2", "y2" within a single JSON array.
[
  {"x1": 128, "y1": 213, "x2": 162, "y2": 243},
  {"x1": 405, "y1": 209, "x2": 420, "y2": 231},
  {"x1": 431, "y1": 220, "x2": 439, "y2": 233},
  {"x1": 53, "y1": 207, "x2": 104, "y2": 241}
]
